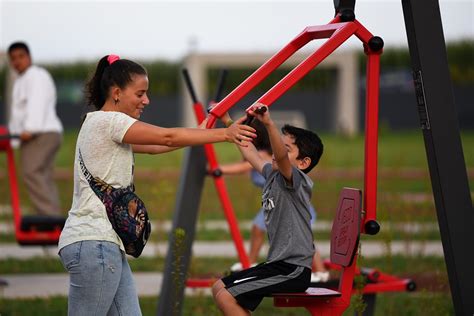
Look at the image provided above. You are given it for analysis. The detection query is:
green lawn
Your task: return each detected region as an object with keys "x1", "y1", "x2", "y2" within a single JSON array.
[
  {"x1": 1, "y1": 130, "x2": 473, "y2": 223},
  {"x1": 0, "y1": 292, "x2": 454, "y2": 316},
  {"x1": 0, "y1": 129, "x2": 467, "y2": 315}
]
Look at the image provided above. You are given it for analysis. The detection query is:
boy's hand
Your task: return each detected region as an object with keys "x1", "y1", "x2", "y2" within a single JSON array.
[
  {"x1": 225, "y1": 116, "x2": 256, "y2": 146},
  {"x1": 248, "y1": 103, "x2": 271, "y2": 126},
  {"x1": 197, "y1": 117, "x2": 209, "y2": 129},
  {"x1": 208, "y1": 103, "x2": 233, "y2": 127},
  {"x1": 220, "y1": 112, "x2": 233, "y2": 127}
]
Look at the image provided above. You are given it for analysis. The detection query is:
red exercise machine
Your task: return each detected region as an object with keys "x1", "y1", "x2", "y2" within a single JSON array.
[{"x1": 0, "y1": 126, "x2": 65, "y2": 245}]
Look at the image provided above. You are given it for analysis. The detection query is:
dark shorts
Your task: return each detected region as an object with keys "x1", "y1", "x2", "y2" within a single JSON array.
[{"x1": 221, "y1": 260, "x2": 311, "y2": 311}]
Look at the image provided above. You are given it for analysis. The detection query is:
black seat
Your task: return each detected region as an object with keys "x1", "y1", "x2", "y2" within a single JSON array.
[{"x1": 20, "y1": 215, "x2": 66, "y2": 232}]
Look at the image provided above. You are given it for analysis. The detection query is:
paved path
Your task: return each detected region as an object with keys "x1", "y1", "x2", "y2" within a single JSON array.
[
  {"x1": 0, "y1": 272, "x2": 212, "y2": 298},
  {"x1": 0, "y1": 219, "x2": 440, "y2": 234},
  {"x1": 0, "y1": 214, "x2": 444, "y2": 299},
  {"x1": 0, "y1": 240, "x2": 444, "y2": 260},
  {"x1": 0, "y1": 238, "x2": 444, "y2": 299},
  {"x1": 0, "y1": 239, "x2": 444, "y2": 298}
]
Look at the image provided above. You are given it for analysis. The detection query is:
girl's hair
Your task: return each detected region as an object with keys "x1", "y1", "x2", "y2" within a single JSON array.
[{"x1": 85, "y1": 55, "x2": 147, "y2": 110}]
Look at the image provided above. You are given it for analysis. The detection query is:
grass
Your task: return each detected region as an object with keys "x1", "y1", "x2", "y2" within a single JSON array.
[
  {"x1": 0, "y1": 292, "x2": 453, "y2": 316},
  {"x1": 47, "y1": 129, "x2": 474, "y2": 170},
  {"x1": 0, "y1": 130, "x2": 468, "y2": 315},
  {"x1": 0, "y1": 255, "x2": 447, "y2": 277},
  {"x1": 0, "y1": 224, "x2": 443, "y2": 243},
  {"x1": 1, "y1": 130, "x2": 472, "y2": 223}
]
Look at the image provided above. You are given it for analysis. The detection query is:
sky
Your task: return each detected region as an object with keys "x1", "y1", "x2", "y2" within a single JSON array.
[{"x1": 0, "y1": 0, "x2": 473, "y2": 63}]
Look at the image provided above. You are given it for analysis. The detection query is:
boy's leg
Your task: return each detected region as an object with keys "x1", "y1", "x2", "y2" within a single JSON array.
[
  {"x1": 248, "y1": 225, "x2": 265, "y2": 263},
  {"x1": 212, "y1": 280, "x2": 250, "y2": 316},
  {"x1": 248, "y1": 208, "x2": 267, "y2": 263},
  {"x1": 312, "y1": 250, "x2": 326, "y2": 272},
  {"x1": 221, "y1": 261, "x2": 311, "y2": 313}
]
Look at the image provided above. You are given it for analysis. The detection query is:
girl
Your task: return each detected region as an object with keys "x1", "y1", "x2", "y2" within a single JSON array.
[{"x1": 58, "y1": 55, "x2": 256, "y2": 315}]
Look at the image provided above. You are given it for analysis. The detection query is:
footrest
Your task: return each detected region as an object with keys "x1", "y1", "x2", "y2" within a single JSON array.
[{"x1": 20, "y1": 215, "x2": 66, "y2": 232}]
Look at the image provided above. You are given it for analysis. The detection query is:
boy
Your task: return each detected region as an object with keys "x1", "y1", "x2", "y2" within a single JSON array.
[{"x1": 212, "y1": 103, "x2": 324, "y2": 315}]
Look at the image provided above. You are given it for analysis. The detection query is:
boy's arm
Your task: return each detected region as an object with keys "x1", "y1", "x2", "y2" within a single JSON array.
[
  {"x1": 237, "y1": 140, "x2": 267, "y2": 174},
  {"x1": 250, "y1": 104, "x2": 293, "y2": 183},
  {"x1": 221, "y1": 111, "x2": 267, "y2": 174},
  {"x1": 219, "y1": 160, "x2": 253, "y2": 175},
  {"x1": 265, "y1": 121, "x2": 293, "y2": 183}
]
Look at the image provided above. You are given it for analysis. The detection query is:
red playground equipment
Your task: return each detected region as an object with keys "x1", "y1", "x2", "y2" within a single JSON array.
[
  {"x1": 181, "y1": 68, "x2": 414, "y2": 315},
  {"x1": 0, "y1": 126, "x2": 65, "y2": 246},
  {"x1": 273, "y1": 188, "x2": 362, "y2": 315},
  {"x1": 196, "y1": 6, "x2": 412, "y2": 316},
  {"x1": 206, "y1": 13, "x2": 382, "y2": 237}
]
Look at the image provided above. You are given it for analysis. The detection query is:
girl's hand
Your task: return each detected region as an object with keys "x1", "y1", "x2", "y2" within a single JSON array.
[{"x1": 225, "y1": 116, "x2": 257, "y2": 146}]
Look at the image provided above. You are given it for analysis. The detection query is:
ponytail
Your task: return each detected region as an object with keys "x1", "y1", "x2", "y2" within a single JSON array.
[{"x1": 85, "y1": 55, "x2": 147, "y2": 110}]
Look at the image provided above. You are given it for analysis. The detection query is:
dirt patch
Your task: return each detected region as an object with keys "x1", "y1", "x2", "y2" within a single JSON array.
[{"x1": 404, "y1": 272, "x2": 450, "y2": 292}]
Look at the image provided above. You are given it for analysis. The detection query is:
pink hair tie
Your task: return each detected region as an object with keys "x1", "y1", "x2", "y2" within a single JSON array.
[{"x1": 107, "y1": 54, "x2": 120, "y2": 65}]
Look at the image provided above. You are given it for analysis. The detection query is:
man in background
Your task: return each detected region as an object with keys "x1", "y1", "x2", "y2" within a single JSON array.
[{"x1": 8, "y1": 41, "x2": 63, "y2": 216}]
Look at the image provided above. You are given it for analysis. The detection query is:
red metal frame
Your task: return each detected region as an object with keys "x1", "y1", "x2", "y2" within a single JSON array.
[
  {"x1": 206, "y1": 15, "x2": 382, "y2": 234},
  {"x1": 273, "y1": 188, "x2": 361, "y2": 315},
  {"x1": 324, "y1": 260, "x2": 415, "y2": 294},
  {"x1": 202, "y1": 14, "x2": 388, "y2": 315},
  {"x1": 0, "y1": 126, "x2": 62, "y2": 245},
  {"x1": 185, "y1": 99, "x2": 251, "y2": 288}
]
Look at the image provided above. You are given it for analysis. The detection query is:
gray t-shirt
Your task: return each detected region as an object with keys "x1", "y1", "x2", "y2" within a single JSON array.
[{"x1": 261, "y1": 163, "x2": 315, "y2": 269}]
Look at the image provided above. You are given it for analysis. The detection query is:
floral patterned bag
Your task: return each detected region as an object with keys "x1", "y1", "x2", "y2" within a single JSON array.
[{"x1": 78, "y1": 150, "x2": 151, "y2": 258}]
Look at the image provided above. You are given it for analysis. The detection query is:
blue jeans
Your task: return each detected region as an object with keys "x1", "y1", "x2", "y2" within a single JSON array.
[{"x1": 59, "y1": 241, "x2": 141, "y2": 316}]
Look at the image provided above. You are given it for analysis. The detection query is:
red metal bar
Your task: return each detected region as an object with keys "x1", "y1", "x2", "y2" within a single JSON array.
[
  {"x1": 353, "y1": 20, "x2": 374, "y2": 44},
  {"x1": 337, "y1": 253, "x2": 358, "y2": 305},
  {"x1": 363, "y1": 52, "x2": 381, "y2": 230},
  {"x1": 5, "y1": 140, "x2": 22, "y2": 234},
  {"x1": 254, "y1": 22, "x2": 358, "y2": 108},
  {"x1": 186, "y1": 278, "x2": 215, "y2": 288},
  {"x1": 207, "y1": 21, "x2": 355, "y2": 128},
  {"x1": 1, "y1": 126, "x2": 63, "y2": 245},
  {"x1": 193, "y1": 103, "x2": 251, "y2": 269},
  {"x1": 362, "y1": 280, "x2": 413, "y2": 294}
]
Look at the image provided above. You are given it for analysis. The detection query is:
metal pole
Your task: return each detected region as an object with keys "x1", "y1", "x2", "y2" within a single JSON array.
[
  {"x1": 156, "y1": 146, "x2": 207, "y2": 316},
  {"x1": 402, "y1": 1, "x2": 474, "y2": 314}
]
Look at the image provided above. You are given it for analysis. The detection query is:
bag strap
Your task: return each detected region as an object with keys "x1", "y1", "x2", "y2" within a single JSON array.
[{"x1": 78, "y1": 149, "x2": 114, "y2": 200}]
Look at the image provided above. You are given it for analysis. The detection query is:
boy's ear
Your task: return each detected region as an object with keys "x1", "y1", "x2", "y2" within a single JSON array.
[{"x1": 298, "y1": 157, "x2": 311, "y2": 170}]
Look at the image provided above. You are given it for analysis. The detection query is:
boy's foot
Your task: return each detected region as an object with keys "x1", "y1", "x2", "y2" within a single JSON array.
[
  {"x1": 311, "y1": 271, "x2": 330, "y2": 283},
  {"x1": 230, "y1": 262, "x2": 257, "y2": 272}
]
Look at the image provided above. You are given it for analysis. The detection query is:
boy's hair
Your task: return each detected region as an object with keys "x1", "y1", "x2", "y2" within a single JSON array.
[
  {"x1": 251, "y1": 119, "x2": 272, "y2": 154},
  {"x1": 281, "y1": 124, "x2": 323, "y2": 174},
  {"x1": 8, "y1": 42, "x2": 30, "y2": 55}
]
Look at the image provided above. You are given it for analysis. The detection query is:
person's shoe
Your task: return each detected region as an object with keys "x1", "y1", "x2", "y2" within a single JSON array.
[
  {"x1": 311, "y1": 271, "x2": 330, "y2": 283},
  {"x1": 230, "y1": 262, "x2": 257, "y2": 272}
]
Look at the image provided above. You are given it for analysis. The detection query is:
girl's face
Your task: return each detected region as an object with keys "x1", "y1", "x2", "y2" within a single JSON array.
[{"x1": 117, "y1": 74, "x2": 150, "y2": 119}]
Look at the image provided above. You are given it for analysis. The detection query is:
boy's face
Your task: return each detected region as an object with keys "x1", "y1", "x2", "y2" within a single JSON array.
[
  {"x1": 9, "y1": 48, "x2": 31, "y2": 74},
  {"x1": 272, "y1": 134, "x2": 311, "y2": 171}
]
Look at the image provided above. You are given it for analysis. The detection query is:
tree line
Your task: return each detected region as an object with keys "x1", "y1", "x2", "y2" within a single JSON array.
[{"x1": 1, "y1": 40, "x2": 472, "y2": 98}]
